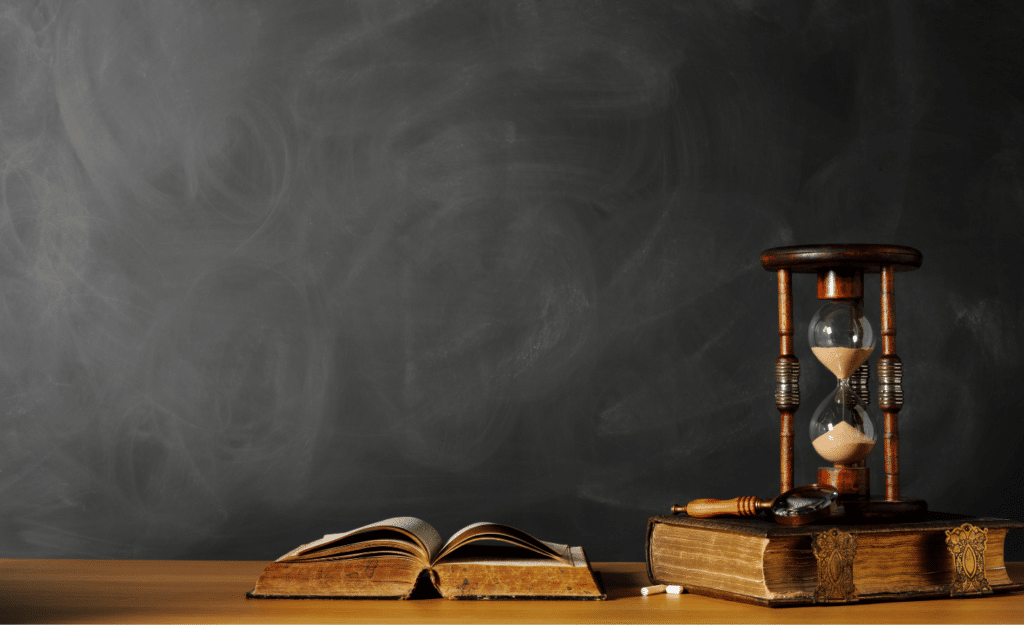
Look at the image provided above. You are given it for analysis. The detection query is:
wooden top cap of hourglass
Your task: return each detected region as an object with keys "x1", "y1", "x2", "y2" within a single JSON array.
[{"x1": 760, "y1": 244, "x2": 922, "y2": 273}]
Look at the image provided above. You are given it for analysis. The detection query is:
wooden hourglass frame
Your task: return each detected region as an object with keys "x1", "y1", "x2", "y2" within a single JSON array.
[{"x1": 760, "y1": 244, "x2": 925, "y2": 519}]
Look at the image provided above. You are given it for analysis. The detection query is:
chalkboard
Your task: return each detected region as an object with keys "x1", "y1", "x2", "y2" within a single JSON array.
[{"x1": 0, "y1": 1, "x2": 1021, "y2": 564}]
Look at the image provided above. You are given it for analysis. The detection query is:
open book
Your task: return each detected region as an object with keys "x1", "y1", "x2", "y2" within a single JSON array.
[{"x1": 248, "y1": 517, "x2": 605, "y2": 600}]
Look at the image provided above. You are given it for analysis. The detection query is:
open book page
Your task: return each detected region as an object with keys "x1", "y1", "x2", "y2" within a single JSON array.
[
  {"x1": 432, "y1": 545, "x2": 589, "y2": 567},
  {"x1": 433, "y1": 522, "x2": 572, "y2": 565},
  {"x1": 277, "y1": 517, "x2": 444, "y2": 563}
]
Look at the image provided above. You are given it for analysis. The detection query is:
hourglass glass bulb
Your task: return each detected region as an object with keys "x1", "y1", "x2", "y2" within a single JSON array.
[
  {"x1": 808, "y1": 301, "x2": 877, "y2": 465},
  {"x1": 808, "y1": 301, "x2": 875, "y2": 379},
  {"x1": 809, "y1": 382, "x2": 875, "y2": 464}
]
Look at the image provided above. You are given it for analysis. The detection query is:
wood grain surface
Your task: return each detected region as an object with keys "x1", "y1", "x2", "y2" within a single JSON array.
[{"x1": 0, "y1": 560, "x2": 1020, "y2": 624}]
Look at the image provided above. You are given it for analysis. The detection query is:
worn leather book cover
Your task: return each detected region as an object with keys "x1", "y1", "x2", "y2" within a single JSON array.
[
  {"x1": 646, "y1": 511, "x2": 1022, "y2": 607},
  {"x1": 248, "y1": 517, "x2": 604, "y2": 600}
]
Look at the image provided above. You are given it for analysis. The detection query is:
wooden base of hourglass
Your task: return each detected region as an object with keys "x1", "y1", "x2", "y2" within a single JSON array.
[
  {"x1": 817, "y1": 463, "x2": 927, "y2": 522},
  {"x1": 818, "y1": 465, "x2": 869, "y2": 497}
]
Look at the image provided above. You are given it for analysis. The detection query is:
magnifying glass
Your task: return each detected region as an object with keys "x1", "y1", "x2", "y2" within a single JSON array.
[{"x1": 670, "y1": 484, "x2": 840, "y2": 526}]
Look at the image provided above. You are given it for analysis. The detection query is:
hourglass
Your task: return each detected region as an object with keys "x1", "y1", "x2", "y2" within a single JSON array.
[
  {"x1": 760, "y1": 244, "x2": 925, "y2": 518},
  {"x1": 807, "y1": 289, "x2": 876, "y2": 495}
]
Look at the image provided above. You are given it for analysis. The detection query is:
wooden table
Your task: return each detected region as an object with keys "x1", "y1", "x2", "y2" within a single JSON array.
[{"x1": 1, "y1": 559, "x2": 1021, "y2": 623}]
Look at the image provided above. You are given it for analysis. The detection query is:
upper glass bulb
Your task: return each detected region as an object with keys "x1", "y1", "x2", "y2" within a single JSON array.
[{"x1": 808, "y1": 301, "x2": 875, "y2": 380}]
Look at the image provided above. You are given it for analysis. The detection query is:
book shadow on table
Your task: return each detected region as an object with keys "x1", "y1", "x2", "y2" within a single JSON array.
[{"x1": 596, "y1": 569, "x2": 653, "y2": 600}]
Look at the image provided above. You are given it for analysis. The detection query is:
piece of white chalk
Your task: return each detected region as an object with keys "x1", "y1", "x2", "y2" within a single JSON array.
[{"x1": 641, "y1": 584, "x2": 683, "y2": 596}]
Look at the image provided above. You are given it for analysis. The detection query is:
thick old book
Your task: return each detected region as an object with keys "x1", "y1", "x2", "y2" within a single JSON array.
[
  {"x1": 249, "y1": 517, "x2": 604, "y2": 600},
  {"x1": 646, "y1": 511, "x2": 1023, "y2": 607}
]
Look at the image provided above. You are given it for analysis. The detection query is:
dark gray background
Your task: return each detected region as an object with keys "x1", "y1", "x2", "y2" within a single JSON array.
[{"x1": 1, "y1": 0, "x2": 1021, "y2": 563}]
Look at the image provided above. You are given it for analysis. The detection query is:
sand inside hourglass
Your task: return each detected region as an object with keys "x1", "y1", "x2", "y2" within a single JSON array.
[
  {"x1": 811, "y1": 346, "x2": 874, "y2": 379},
  {"x1": 812, "y1": 421, "x2": 875, "y2": 464}
]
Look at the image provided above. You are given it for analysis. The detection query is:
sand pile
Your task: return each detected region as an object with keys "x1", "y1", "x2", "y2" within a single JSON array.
[
  {"x1": 811, "y1": 346, "x2": 873, "y2": 379},
  {"x1": 812, "y1": 420, "x2": 875, "y2": 464}
]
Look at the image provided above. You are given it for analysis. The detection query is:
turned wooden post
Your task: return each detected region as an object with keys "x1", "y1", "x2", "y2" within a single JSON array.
[
  {"x1": 878, "y1": 265, "x2": 903, "y2": 502},
  {"x1": 775, "y1": 269, "x2": 799, "y2": 494}
]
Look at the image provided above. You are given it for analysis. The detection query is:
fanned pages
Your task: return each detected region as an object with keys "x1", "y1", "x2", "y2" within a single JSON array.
[
  {"x1": 436, "y1": 522, "x2": 571, "y2": 564},
  {"x1": 249, "y1": 517, "x2": 604, "y2": 600},
  {"x1": 278, "y1": 517, "x2": 443, "y2": 563}
]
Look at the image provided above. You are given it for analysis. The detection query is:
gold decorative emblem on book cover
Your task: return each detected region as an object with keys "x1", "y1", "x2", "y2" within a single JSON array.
[
  {"x1": 945, "y1": 523, "x2": 991, "y2": 596},
  {"x1": 812, "y1": 528, "x2": 858, "y2": 603}
]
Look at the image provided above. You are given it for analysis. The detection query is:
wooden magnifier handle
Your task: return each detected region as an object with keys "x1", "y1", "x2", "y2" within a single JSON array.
[{"x1": 671, "y1": 496, "x2": 771, "y2": 518}]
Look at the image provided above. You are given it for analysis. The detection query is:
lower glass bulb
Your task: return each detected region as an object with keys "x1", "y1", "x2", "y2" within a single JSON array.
[{"x1": 809, "y1": 380, "x2": 876, "y2": 464}]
